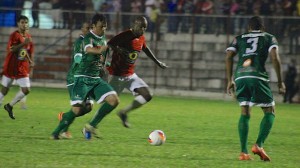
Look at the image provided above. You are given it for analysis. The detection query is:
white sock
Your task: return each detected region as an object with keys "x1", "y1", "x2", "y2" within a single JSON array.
[
  {"x1": 0, "y1": 92, "x2": 4, "y2": 105},
  {"x1": 10, "y1": 91, "x2": 26, "y2": 106}
]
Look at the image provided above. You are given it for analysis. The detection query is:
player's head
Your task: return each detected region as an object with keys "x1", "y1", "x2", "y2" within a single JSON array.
[
  {"x1": 81, "y1": 21, "x2": 90, "y2": 36},
  {"x1": 17, "y1": 15, "x2": 29, "y2": 32},
  {"x1": 131, "y1": 16, "x2": 147, "y2": 37},
  {"x1": 91, "y1": 14, "x2": 107, "y2": 36},
  {"x1": 248, "y1": 16, "x2": 265, "y2": 31}
]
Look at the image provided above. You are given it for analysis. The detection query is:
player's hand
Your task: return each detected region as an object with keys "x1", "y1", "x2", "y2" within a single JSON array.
[
  {"x1": 227, "y1": 81, "x2": 235, "y2": 96},
  {"x1": 29, "y1": 61, "x2": 35, "y2": 67},
  {"x1": 278, "y1": 82, "x2": 286, "y2": 95},
  {"x1": 24, "y1": 37, "x2": 32, "y2": 45},
  {"x1": 99, "y1": 45, "x2": 108, "y2": 53},
  {"x1": 158, "y1": 61, "x2": 168, "y2": 69}
]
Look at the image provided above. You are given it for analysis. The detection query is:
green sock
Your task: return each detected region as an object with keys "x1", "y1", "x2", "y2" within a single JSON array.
[
  {"x1": 89, "y1": 103, "x2": 116, "y2": 128},
  {"x1": 256, "y1": 112, "x2": 275, "y2": 147},
  {"x1": 61, "y1": 109, "x2": 76, "y2": 132},
  {"x1": 238, "y1": 115, "x2": 250, "y2": 153},
  {"x1": 52, "y1": 110, "x2": 76, "y2": 135}
]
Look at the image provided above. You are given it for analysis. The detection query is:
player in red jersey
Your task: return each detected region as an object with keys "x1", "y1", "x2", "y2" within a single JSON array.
[
  {"x1": 107, "y1": 16, "x2": 167, "y2": 128},
  {"x1": 0, "y1": 15, "x2": 34, "y2": 119}
]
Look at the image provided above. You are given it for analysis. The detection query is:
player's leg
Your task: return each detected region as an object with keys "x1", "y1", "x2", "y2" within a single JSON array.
[
  {"x1": 251, "y1": 80, "x2": 274, "y2": 161},
  {"x1": 51, "y1": 78, "x2": 89, "y2": 139},
  {"x1": 85, "y1": 81, "x2": 119, "y2": 137},
  {"x1": 0, "y1": 75, "x2": 14, "y2": 107},
  {"x1": 4, "y1": 77, "x2": 30, "y2": 119},
  {"x1": 51, "y1": 105, "x2": 82, "y2": 139},
  {"x1": 235, "y1": 78, "x2": 253, "y2": 160},
  {"x1": 238, "y1": 105, "x2": 251, "y2": 159},
  {"x1": 20, "y1": 95, "x2": 27, "y2": 109},
  {"x1": 117, "y1": 74, "x2": 152, "y2": 128}
]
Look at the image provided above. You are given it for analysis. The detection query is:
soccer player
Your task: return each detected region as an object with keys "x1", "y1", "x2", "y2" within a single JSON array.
[
  {"x1": 51, "y1": 14, "x2": 119, "y2": 139},
  {"x1": 56, "y1": 21, "x2": 91, "y2": 139},
  {"x1": 0, "y1": 15, "x2": 34, "y2": 119},
  {"x1": 225, "y1": 16, "x2": 286, "y2": 161},
  {"x1": 107, "y1": 16, "x2": 167, "y2": 128}
]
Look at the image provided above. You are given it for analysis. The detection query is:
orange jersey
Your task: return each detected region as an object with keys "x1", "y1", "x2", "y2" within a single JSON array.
[{"x1": 2, "y1": 30, "x2": 34, "y2": 78}]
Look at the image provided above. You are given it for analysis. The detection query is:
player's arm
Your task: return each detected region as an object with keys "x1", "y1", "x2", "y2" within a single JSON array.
[
  {"x1": 142, "y1": 45, "x2": 168, "y2": 69},
  {"x1": 85, "y1": 45, "x2": 108, "y2": 55},
  {"x1": 73, "y1": 41, "x2": 83, "y2": 64},
  {"x1": 225, "y1": 50, "x2": 236, "y2": 96},
  {"x1": 10, "y1": 37, "x2": 32, "y2": 53},
  {"x1": 269, "y1": 47, "x2": 286, "y2": 94}
]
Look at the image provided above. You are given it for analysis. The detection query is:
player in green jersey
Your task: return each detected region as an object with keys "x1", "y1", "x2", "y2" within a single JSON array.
[
  {"x1": 54, "y1": 21, "x2": 91, "y2": 139},
  {"x1": 51, "y1": 14, "x2": 119, "y2": 140},
  {"x1": 225, "y1": 16, "x2": 286, "y2": 161}
]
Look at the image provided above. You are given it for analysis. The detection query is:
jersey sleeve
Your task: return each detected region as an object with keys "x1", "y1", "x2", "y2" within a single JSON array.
[
  {"x1": 226, "y1": 37, "x2": 238, "y2": 53},
  {"x1": 7, "y1": 32, "x2": 20, "y2": 51},
  {"x1": 83, "y1": 37, "x2": 93, "y2": 53},
  {"x1": 268, "y1": 35, "x2": 279, "y2": 53},
  {"x1": 73, "y1": 39, "x2": 83, "y2": 63}
]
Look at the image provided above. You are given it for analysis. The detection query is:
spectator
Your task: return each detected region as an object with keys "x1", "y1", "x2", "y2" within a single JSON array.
[
  {"x1": 15, "y1": 0, "x2": 25, "y2": 26},
  {"x1": 92, "y1": 0, "x2": 105, "y2": 12},
  {"x1": 51, "y1": 0, "x2": 62, "y2": 29},
  {"x1": 166, "y1": 0, "x2": 179, "y2": 34},
  {"x1": 60, "y1": 0, "x2": 71, "y2": 29},
  {"x1": 297, "y1": 0, "x2": 300, "y2": 16},
  {"x1": 287, "y1": 17, "x2": 300, "y2": 54},
  {"x1": 180, "y1": 0, "x2": 194, "y2": 33},
  {"x1": 193, "y1": 0, "x2": 203, "y2": 34},
  {"x1": 73, "y1": 0, "x2": 86, "y2": 29},
  {"x1": 202, "y1": 0, "x2": 214, "y2": 33},
  {"x1": 121, "y1": 0, "x2": 132, "y2": 30},
  {"x1": 219, "y1": 0, "x2": 231, "y2": 34},
  {"x1": 111, "y1": 0, "x2": 121, "y2": 32},
  {"x1": 31, "y1": 0, "x2": 40, "y2": 28},
  {"x1": 283, "y1": 59, "x2": 298, "y2": 103}
]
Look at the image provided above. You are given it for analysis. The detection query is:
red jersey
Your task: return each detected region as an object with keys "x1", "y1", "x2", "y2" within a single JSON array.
[
  {"x1": 107, "y1": 30, "x2": 146, "y2": 76},
  {"x1": 2, "y1": 31, "x2": 34, "y2": 78}
]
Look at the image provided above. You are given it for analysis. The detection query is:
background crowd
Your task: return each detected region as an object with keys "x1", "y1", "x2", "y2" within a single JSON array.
[{"x1": 1, "y1": 0, "x2": 300, "y2": 32}]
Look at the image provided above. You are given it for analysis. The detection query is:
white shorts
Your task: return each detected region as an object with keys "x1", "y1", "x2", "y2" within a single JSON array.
[
  {"x1": 109, "y1": 73, "x2": 149, "y2": 95},
  {"x1": 1, "y1": 75, "x2": 31, "y2": 88}
]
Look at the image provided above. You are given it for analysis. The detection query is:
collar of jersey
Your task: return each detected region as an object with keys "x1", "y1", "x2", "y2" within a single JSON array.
[
  {"x1": 90, "y1": 30, "x2": 104, "y2": 39},
  {"x1": 250, "y1": 30, "x2": 262, "y2": 33}
]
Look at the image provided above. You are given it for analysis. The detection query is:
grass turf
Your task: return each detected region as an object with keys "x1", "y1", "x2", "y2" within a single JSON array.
[{"x1": 0, "y1": 87, "x2": 299, "y2": 168}]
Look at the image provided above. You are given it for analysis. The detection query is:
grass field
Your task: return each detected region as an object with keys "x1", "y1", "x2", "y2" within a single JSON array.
[{"x1": 0, "y1": 87, "x2": 299, "y2": 168}]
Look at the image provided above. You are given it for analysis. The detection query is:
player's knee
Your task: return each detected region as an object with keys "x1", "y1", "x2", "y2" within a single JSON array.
[
  {"x1": 262, "y1": 106, "x2": 275, "y2": 114},
  {"x1": 144, "y1": 94, "x2": 152, "y2": 102},
  {"x1": 106, "y1": 94, "x2": 120, "y2": 107},
  {"x1": 78, "y1": 104, "x2": 93, "y2": 116},
  {"x1": 21, "y1": 88, "x2": 30, "y2": 95}
]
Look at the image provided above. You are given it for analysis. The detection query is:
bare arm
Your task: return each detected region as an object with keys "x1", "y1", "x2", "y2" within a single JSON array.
[
  {"x1": 143, "y1": 46, "x2": 168, "y2": 69},
  {"x1": 269, "y1": 47, "x2": 286, "y2": 94},
  {"x1": 225, "y1": 50, "x2": 236, "y2": 95}
]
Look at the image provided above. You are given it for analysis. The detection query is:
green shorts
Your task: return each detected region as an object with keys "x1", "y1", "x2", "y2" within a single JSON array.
[
  {"x1": 235, "y1": 77, "x2": 274, "y2": 107},
  {"x1": 71, "y1": 77, "x2": 116, "y2": 105}
]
